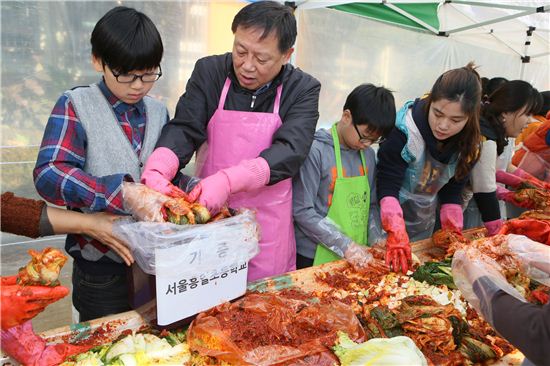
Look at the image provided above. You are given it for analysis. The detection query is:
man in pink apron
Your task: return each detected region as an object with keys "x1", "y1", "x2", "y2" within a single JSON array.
[{"x1": 140, "y1": 1, "x2": 321, "y2": 281}]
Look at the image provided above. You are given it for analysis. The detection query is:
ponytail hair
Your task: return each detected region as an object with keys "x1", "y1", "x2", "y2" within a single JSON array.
[
  {"x1": 424, "y1": 62, "x2": 482, "y2": 180},
  {"x1": 481, "y1": 80, "x2": 541, "y2": 155}
]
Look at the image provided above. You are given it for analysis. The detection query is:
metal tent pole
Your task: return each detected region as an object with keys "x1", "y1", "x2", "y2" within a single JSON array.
[{"x1": 440, "y1": 2, "x2": 548, "y2": 36}]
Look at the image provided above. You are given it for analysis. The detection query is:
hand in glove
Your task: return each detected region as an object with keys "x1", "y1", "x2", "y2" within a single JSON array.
[
  {"x1": 1, "y1": 321, "x2": 91, "y2": 366},
  {"x1": 451, "y1": 247, "x2": 526, "y2": 326},
  {"x1": 122, "y1": 182, "x2": 171, "y2": 222},
  {"x1": 496, "y1": 168, "x2": 550, "y2": 190},
  {"x1": 189, "y1": 158, "x2": 270, "y2": 214},
  {"x1": 505, "y1": 234, "x2": 550, "y2": 283},
  {"x1": 484, "y1": 218, "x2": 504, "y2": 236},
  {"x1": 440, "y1": 204, "x2": 463, "y2": 233},
  {"x1": 141, "y1": 147, "x2": 188, "y2": 197},
  {"x1": 344, "y1": 243, "x2": 374, "y2": 270},
  {"x1": 1, "y1": 276, "x2": 69, "y2": 330},
  {"x1": 380, "y1": 196, "x2": 411, "y2": 273},
  {"x1": 495, "y1": 186, "x2": 536, "y2": 209}
]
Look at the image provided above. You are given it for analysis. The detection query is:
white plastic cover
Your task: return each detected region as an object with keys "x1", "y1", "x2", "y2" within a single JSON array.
[
  {"x1": 113, "y1": 210, "x2": 260, "y2": 277},
  {"x1": 295, "y1": 6, "x2": 549, "y2": 128}
]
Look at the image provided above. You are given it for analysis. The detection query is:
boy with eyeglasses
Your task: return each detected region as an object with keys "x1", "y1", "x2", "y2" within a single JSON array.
[
  {"x1": 292, "y1": 84, "x2": 395, "y2": 269},
  {"x1": 33, "y1": 6, "x2": 168, "y2": 321}
]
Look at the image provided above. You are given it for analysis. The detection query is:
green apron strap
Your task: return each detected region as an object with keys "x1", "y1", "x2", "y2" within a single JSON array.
[
  {"x1": 332, "y1": 123, "x2": 368, "y2": 177},
  {"x1": 331, "y1": 124, "x2": 344, "y2": 178},
  {"x1": 359, "y1": 149, "x2": 367, "y2": 174}
]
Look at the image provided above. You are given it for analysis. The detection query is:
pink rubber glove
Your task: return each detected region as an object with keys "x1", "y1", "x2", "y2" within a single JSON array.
[
  {"x1": 496, "y1": 169, "x2": 550, "y2": 190},
  {"x1": 496, "y1": 170, "x2": 523, "y2": 188},
  {"x1": 440, "y1": 203, "x2": 463, "y2": 233},
  {"x1": 496, "y1": 185, "x2": 513, "y2": 201},
  {"x1": 189, "y1": 158, "x2": 270, "y2": 214},
  {"x1": 1, "y1": 321, "x2": 91, "y2": 366},
  {"x1": 484, "y1": 219, "x2": 503, "y2": 236},
  {"x1": 141, "y1": 147, "x2": 187, "y2": 197},
  {"x1": 380, "y1": 196, "x2": 411, "y2": 273},
  {"x1": 512, "y1": 168, "x2": 550, "y2": 190},
  {"x1": 496, "y1": 186, "x2": 536, "y2": 209}
]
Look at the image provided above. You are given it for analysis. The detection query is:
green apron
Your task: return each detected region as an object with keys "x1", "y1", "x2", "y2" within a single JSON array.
[{"x1": 313, "y1": 123, "x2": 371, "y2": 265}]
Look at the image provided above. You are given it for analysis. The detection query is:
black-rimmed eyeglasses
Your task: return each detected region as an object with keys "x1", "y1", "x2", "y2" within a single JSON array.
[
  {"x1": 110, "y1": 65, "x2": 162, "y2": 83},
  {"x1": 352, "y1": 123, "x2": 382, "y2": 144}
]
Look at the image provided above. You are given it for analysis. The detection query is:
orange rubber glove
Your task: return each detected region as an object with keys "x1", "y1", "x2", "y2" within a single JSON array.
[
  {"x1": 380, "y1": 196, "x2": 411, "y2": 273},
  {"x1": 1, "y1": 275, "x2": 69, "y2": 330},
  {"x1": 1, "y1": 321, "x2": 91, "y2": 366}
]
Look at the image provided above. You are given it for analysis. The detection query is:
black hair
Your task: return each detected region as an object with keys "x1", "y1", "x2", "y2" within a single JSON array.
[
  {"x1": 424, "y1": 62, "x2": 482, "y2": 180},
  {"x1": 231, "y1": 1, "x2": 296, "y2": 53},
  {"x1": 481, "y1": 77, "x2": 489, "y2": 97},
  {"x1": 537, "y1": 91, "x2": 550, "y2": 116},
  {"x1": 483, "y1": 77, "x2": 508, "y2": 102},
  {"x1": 91, "y1": 6, "x2": 163, "y2": 74},
  {"x1": 482, "y1": 80, "x2": 541, "y2": 155},
  {"x1": 344, "y1": 84, "x2": 396, "y2": 138}
]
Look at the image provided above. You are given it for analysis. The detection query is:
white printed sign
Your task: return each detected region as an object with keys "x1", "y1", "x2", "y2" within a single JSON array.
[{"x1": 155, "y1": 242, "x2": 248, "y2": 326}]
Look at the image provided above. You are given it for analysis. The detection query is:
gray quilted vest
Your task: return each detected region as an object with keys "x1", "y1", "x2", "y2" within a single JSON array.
[{"x1": 66, "y1": 83, "x2": 166, "y2": 182}]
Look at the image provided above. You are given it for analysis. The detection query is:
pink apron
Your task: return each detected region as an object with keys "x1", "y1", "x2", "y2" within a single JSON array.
[{"x1": 196, "y1": 78, "x2": 296, "y2": 281}]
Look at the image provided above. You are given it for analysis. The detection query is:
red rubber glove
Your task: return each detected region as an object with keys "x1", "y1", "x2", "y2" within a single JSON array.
[
  {"x1": 1, "y1": 321, "x2": 91, "y2": 366},
  {"x1": 440, "y1": 204, "x2": 463, "y2": 234},
  {"x1": 1, "y1": 275, "x2": 69, "y2": 330},
  {"x1": 141, "y1": 147, "x2": 187, "y2": 198},
  {"x1": 189, "y1": 158, "x2": 270, "y2": 214},
  {"x1": 496, "y1": 170, "x2": 524, "y2": 188},
  {"x1": 380, "y1": 196, "x2": 411, "y2": 273}
]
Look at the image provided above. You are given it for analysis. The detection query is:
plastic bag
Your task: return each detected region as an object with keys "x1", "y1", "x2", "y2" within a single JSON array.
[
  {"x1": 121, "y1": 182, "x2": 169, "y2": 222},
  {"x1": 506, "y1": 234, "x2": 550, "y2": 286},
  {"x1": 452, "y1": 234, "x2": 550, "y2": 325},
  {"x1": 113, "y1": 209, "x2": 260, "y2": 277},
  {"x1": 187, "y1": 292, "x2": 365, "y2": 366},
  {"x1": 451, "y1": 247, "x2": 526, "y2": 326},
  {"x1": 518, "y1": 149, "x2": 550, "y2": 183}
]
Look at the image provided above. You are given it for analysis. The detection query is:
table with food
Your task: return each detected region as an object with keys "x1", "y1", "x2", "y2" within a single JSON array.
[{"x1": 2, "y1": 206, "x2": 549, "y2": 366}]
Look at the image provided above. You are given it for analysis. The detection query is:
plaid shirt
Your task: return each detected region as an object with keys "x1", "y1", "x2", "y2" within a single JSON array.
[{"x1": 34, "y1": 80, "x2": 148, "y2": 272}]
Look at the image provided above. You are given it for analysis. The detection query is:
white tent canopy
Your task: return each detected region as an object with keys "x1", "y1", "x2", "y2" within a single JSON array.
[{"x1": 289, "y1": 0, "x2": 549, "y2": 126}]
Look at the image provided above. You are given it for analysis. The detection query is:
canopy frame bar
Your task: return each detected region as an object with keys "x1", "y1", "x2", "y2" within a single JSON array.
[
  {"x1": 445, "y1": 0, "x2": 539, "y2": 12},
  {"x1": 382, "y1": 1, "x2": 439, "y2": 34},
  {"x1": 442, "y1": 5, "x2": 547, "y2": 35},
  {"x1": 488, "y1": 30, "x2": 524, "y2": 57},
  {"x1": 530, "y1": 51, "x2": 550, "y2": 58}
]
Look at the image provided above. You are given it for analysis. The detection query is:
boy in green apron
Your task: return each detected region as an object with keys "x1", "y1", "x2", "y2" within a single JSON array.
[{"x1": 293, "y1": 84, "x2": 396, "y2": 269}]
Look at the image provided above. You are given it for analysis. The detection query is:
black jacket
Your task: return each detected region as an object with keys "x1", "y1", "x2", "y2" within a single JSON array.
[
  {"x1": 474, "y1": 277, "x2": 550, "y2": 366},
  {"x1": 156, "y1": 53, "x2": 321, "y2": 185}
]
